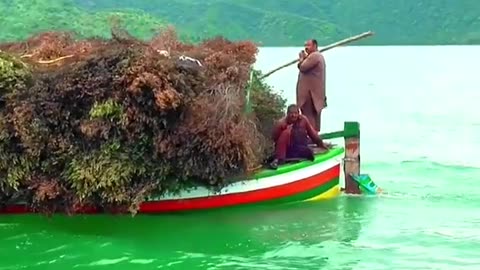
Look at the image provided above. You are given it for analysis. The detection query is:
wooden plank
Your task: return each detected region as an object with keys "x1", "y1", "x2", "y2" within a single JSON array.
[{"x1": 343, "y1": 122, "x2": 361, "y2": 194}]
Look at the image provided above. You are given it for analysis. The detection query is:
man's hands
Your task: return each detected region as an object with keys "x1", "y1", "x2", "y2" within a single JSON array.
[
  {"x1": 298, "y1": 50, "x2": 307, "y2": 62},
  {"x1": 281, "y1": 122, "x2": 293, "y2": 130},
  {"x1": 279, "y1": 120, "x2": 294, "y2": 132}
]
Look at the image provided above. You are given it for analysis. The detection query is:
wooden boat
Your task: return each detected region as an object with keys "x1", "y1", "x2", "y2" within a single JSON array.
[
  {"x1": 139, "y1": 147, "x2": 344, "y2": 213},
  {"x1": 1, "y1": 122, "x2": 366, "y2": 214}
]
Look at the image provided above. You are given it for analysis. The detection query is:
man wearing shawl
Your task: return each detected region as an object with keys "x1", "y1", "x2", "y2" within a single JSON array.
[
  {"x1": 269, "y1": 105, "x2": 326, "y2": 169},
  {"x1": 296, "y1": 39, "x2": 326, "y2": 132}
]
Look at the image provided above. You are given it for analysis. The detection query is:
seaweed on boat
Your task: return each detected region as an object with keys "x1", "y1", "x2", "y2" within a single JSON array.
[{"x1": 0, "y1": 26, "x2": 286, "y2": 214}]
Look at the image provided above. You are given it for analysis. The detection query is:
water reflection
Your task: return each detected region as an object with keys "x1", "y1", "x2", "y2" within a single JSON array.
[{"x1": 0, "y1": 197, "x2": 374, "y2": 269}]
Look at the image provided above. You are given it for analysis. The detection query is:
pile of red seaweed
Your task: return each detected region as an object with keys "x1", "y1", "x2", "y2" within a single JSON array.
[{"x1": 0, "y1": 27, "x2": 286, "y2": 214}]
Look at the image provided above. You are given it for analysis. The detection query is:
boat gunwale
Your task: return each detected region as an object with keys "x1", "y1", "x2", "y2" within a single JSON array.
[{"x1": 248, "y1": 146, "x2": 345, "y2": 180}]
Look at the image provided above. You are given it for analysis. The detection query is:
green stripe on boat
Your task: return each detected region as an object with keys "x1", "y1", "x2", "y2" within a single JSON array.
[{"x1": 250, "y1": 146, "x2": 344, "y2": 179}]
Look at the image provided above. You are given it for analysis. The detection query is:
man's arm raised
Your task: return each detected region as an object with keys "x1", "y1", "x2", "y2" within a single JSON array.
[{"x1": 298, "y1": 52, "x2": 320, "y2": 73}]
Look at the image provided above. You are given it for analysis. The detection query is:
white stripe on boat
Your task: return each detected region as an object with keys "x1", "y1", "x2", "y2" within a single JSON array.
[{"x1": 151, "y1": 152, "x2": 344, "y2": 201}]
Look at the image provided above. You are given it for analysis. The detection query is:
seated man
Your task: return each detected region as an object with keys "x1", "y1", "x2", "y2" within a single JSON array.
[{"x1": 270, "y1": 104, "x2": 327, "y2": 169}]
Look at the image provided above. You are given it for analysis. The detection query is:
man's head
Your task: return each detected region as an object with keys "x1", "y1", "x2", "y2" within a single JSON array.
[
  {"x1": 286, "y1": 104, "x2": 300, "y2": 123},
  {"x1": 304, "y1": 39, "x2": 318, "y2": 54}
]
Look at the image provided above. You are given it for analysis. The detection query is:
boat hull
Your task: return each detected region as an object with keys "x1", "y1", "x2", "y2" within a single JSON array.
[{"x1": 1, "y1": 148, "x2": 344, "y2": 214}]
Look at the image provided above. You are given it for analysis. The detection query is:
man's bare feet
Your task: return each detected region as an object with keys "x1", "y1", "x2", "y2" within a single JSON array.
[
  {"x1": 323, "y1": 141, "x2": 336, "y2": 149},
  {"x1": 268, "y1": 159, "x2": 279, "y2": 170},
  {"x1": 313, "y1": 147, "x2": 328, "y2": 154}
]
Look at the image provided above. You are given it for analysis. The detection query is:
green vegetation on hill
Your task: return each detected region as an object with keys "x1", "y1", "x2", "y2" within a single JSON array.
[
  {"x1": 0, "y1": 0, "x2": 164, "y2": 41},
  {"x1": 1, "y1": 0, "x2": 478, "y2": 45},
  {"x1": 75, "y1": 0, "x2": 480, "y2": 46}
]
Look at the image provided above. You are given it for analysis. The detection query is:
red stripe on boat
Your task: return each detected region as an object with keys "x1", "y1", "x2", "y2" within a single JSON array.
[
  {"x1": 139, "y1": 164, "x2": 340, "y2": 213},
  {"x1": 1, "y1": 205, "x2": 29, "y2": 214}
]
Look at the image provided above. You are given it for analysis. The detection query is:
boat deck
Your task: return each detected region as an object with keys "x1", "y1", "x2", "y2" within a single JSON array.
[{"x1": 251, "y1": 146, "x2": 344, "y2": 180}]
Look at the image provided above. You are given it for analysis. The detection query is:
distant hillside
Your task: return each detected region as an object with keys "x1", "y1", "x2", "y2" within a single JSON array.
[
  {"x1": 75, "y1": 0, "x2": 480, "y2": 45},
  {"x1": 1, "y1": 0, "x2": 478, "y2": 45},
  {"x1": 0, "y1": 0, "x2": 164, "y2": 42}
]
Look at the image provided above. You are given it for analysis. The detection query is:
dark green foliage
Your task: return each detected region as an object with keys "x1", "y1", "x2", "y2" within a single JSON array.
[
  {"x1": 0, "y1": 52, "x2": 32, "y2": 96},
  {"x1": 248, "y1": 70, "x2": 286, "y2": 139},
  {"x1": 0, "y1": 53, "x2": 35, "y2": 206},
  {"x1": 246, "y1": 70, "x2": 287, "y2": 160},
  {"x1": 0, "y1": 29, "x2": 283, "y2": 215}
]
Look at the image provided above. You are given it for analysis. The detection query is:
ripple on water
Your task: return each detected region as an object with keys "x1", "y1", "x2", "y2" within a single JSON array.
[
  {"x1": 129, "y1": 259, "x2": 156, "y2": 264},
  {"x1": 42, "y1": 245, "x2": 68, "y2": 254},
  {"x1": 77, "y1": 257, "x2": 130, "y2": 267},
  {"x1": 423, "y1": 227, "x2": 480, "y2": 242}
]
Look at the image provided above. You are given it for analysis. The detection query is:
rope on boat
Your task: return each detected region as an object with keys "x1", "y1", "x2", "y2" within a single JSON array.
[{"x1": 179, "y1": 55, "x2": 203, "y2": 66}]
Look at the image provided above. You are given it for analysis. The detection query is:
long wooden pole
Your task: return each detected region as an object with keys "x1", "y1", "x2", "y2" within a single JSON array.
[{"x1": 259, "y1": 31, "x2": 374, "y2": 80}]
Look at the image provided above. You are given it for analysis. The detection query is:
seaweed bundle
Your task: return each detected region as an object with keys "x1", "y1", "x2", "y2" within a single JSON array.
[{"x1": 0, "y1": 27, "x2": 286, "y2": 214}]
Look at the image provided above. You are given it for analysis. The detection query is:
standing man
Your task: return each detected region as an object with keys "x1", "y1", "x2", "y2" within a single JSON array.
[{"x1": 296, "y1": 39, "x2": 326, "y2": 132}]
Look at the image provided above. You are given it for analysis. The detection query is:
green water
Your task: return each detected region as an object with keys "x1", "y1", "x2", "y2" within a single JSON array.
[{"x1": 1, "y1": 46, "x2": 480, "y2": 269}]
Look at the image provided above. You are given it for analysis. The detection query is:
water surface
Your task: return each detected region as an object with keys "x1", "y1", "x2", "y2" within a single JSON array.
[{"x1": 1, "y1": 46, "x2": 479, "y2": 269}]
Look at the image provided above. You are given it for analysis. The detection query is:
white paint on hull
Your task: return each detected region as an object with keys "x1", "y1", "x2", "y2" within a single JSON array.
[{"x1": 151, "y1": 152, "x2": 344, "y2": 201}]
